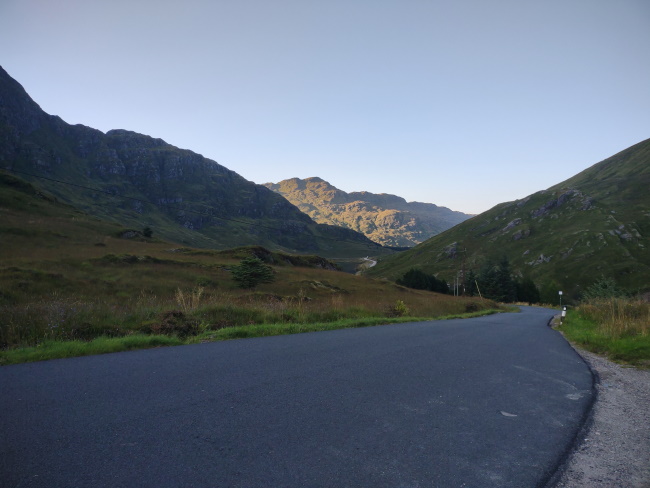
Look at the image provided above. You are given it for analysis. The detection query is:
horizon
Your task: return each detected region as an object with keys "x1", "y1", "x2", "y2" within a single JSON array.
[{"x1": 1, "y1": 0, "x2": 648, "y2": 214}]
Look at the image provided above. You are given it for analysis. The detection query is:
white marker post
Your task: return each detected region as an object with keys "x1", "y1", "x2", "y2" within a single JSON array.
[{"x1": 559, "y1": 290, "x2": 563, "y2": 309}]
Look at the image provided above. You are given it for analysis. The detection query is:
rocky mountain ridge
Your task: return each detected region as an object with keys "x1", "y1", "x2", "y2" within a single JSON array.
[
  {"x1": 264, "y1": 177, "x2": 471, "y2": 247},
  {"x1": 0, "y1": 66, "x2": 384, "y2": 257}
]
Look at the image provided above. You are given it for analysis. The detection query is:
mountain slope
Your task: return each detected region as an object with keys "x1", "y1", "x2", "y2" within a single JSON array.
[
  {"x1": 0, "y1": 66, "x2": 385, "y2": 258},
  {"x1": 368, "y1": 138, "x2": 650, "y2": 301},
  {"x1": 264, "y1": 177, "x2": 471, "y2": 247}
]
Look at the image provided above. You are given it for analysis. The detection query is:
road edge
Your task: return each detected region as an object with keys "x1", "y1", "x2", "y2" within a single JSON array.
[{"x1": 541, "y1": 315, "x2": 599, "y2": 488}]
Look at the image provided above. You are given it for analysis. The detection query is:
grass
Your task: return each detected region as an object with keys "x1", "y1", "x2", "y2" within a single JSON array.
[
  {"x1": 0, "y1": 335, "x2": 185, "y2": 365},
  {"x1": 0, "y1": 235, "x2": 505, "y2": 365},
  {"x1": 0, "y1": 309, "x2": 504, "y2": 365},
  {"x1": 0, "y1": 184, "x2": 506, "y2": 365},
  {"x1": 559, "y1": 298, "x2": 650, "y2": 368},
  {"x1": 367, "y1": 138, "x2": 650, "y2": 301}
]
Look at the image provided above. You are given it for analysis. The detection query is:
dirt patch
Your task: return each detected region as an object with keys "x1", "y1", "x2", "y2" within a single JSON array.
[{"x1": 553, "y1": 346, "x2": 650, "y2": 487}]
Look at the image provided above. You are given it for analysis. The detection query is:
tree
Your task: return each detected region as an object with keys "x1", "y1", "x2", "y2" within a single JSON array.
[
  {"x1": 231, "y1": 256, "x2": 275, "y2": 289},
  {"x1": 396, "y1": 268, "x2": 450, "y2": 294},
  {"x1": 432, "y1": 275, "x2": 450, "y2": 294},
  {"x1": 464, "y1": 270, "x2": 478, "y2": 297},
  {"x1": 496, "y1": 256, "x2": 517, "y2": 303},
  {"x1": 396, "y1": 268, "x2": 431, "y2": 290},
  {"x1": 540, "y1": 279, "x2": 562, "y2": 305},
  {"x1": 477, "y1": 261, "x2": 499, "y2": 300},
  {"x1": 476, "y1": 258, "x2": 517, "y2": 302},
  {"x1": 582, "y1": 276, "x2": 627, "y2": 300},
  {"x1": 516, "y1": 277, "x2": 540, "y2": 304}
]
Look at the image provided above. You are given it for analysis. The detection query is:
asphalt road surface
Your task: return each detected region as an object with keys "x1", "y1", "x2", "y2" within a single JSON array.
[{"x1": 1, "y1": 306, "x2": 594, "y2": 488}]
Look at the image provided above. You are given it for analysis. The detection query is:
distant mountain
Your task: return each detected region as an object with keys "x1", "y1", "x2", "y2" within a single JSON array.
[
  {"x1": 368, "y1": 138, "x2": 650, "y2": 301},
  {"x1": 0, "y1": 66, "x2": 385, "y2": 258},
  {"x1": 264, "y1": 177, "x2": 471, "y2": 247}
]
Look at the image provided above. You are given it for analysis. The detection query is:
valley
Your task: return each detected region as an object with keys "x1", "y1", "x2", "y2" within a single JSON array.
[
  {"x1": 265, "y1": 177, "x2": 470, "y2": 247},
  {"x1": 1, "y1": 64, "x2": 649, "y2": 365}
]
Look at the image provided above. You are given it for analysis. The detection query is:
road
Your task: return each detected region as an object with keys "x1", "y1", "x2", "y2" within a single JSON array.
[{"x1": 0, "y1": 307, "x2": 593, "y2": 488}]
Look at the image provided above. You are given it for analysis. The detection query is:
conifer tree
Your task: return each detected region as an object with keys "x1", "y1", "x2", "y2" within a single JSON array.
[
  {"x1": 464, "y1": 270, "x2": 478, "y2": 296},
  {"x1": 231, "y1": 256, "x2": 275, "y2": 289},
  {"x1": 516, "y1": 277, "x2": 541, "y2": 304}
]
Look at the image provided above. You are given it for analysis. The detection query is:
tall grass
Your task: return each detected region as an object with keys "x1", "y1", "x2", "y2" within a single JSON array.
[
  {"x1": 1, "y1": 285, "x2": 501, "y2": 353},
  {"x1": 175, "y1": 286, "x2": 204, "y2": 313},
  {"x1": 560, "y1": 298, "x2": 650, "y2": 367},
  {"x1": 0, "y1": 237, "x2": 502, "y2": 363},
  {"x1": 578, "y1": 298, "x2": 649, "y2": 337}
]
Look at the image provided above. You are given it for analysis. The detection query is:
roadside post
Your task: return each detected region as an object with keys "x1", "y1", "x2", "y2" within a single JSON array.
[
  {"x1": 561, "y1": 306, "x2": 567, "y2": 324},
  {"x1": 559, "y1": 290, "x2": 563, "y2": 309}
]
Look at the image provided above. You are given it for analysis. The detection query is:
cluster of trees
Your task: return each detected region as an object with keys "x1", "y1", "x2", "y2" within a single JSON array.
[
  {"x1": 464, "y1": 258, "x2": 540, "y2": 304},
  {"x1": 396, "y1": 257, "x2": 541, "y2": 304},
  {"x1": 396, "y1": 268, "x2": 450, "y2": 294}
]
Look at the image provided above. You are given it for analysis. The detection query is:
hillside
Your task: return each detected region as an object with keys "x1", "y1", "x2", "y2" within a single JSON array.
[
  {"x1": 264, "y1": 177, "x2": 470, "y2": 247},
  {"x1": 0, "y1": 170, "x2": 498, "y2": 354},
  {"x1": 0, "y1": 66, "x2": 385, "y2": 259},
  {"x1": 368, "y1": 138, "x2": 650, "y2": 302}
]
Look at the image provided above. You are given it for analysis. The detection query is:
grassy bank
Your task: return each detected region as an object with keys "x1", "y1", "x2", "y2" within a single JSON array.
[
  {"x1": 559, "y1": 298, "x2": 650, "y2": 367},
  {"x1": 0, "y1": 309, "x2": 503, "y2": 365}
]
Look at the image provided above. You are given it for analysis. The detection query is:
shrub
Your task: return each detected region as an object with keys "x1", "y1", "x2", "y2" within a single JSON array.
[
  {"x1": 149, "y1": 310, "x2": 199, "y2": 337},
  {"x1": 386, "y1": 299, "x2": 410, "y2": 317},
  {"x1": 231, "y1": 257, "x2": 275, "y2": 289},
  {"x1": 582, "y1": 276, "x2": 627, "y2": 300}
]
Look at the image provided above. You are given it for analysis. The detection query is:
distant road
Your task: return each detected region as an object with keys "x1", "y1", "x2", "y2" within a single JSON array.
[{"x1": 1, "y1": 307, "x2": 593, "y2": 488}]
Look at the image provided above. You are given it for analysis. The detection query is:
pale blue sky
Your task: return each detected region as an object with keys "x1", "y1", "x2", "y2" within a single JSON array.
[{"x1": 1, "y1": 0, "x2": 648, "y2": 214}]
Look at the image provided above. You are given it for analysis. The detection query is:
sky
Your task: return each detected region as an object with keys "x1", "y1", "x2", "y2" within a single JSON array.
[{"x1": 1, "y1": 0, "x2": 649, "y2": 214}]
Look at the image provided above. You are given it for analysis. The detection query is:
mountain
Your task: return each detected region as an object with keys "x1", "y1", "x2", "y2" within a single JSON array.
[
  {"x1": 264, "y1": 177, "x2": 471, "y2": 247},
  {"x1": 367, "y1": 138, "x2": 650, "y2": 301},
  {"x1": 0, "y1": 66, "x2": 385, "y2": 258}
]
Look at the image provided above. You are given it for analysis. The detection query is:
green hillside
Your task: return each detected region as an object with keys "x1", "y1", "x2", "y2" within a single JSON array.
[{"x1": 368, "y1": 138, "x2": 650, "y2": 302}]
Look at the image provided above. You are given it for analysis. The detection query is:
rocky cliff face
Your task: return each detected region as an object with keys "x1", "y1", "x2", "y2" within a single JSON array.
[
  {"x1": 0, "y1": 66, "x2": 381, "y2": 256},
  {"x1": 264, "y1": 177, "x2": 471, "y2": 247}
]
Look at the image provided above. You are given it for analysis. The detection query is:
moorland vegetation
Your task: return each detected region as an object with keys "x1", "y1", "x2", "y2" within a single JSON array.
[
  {"x1": 558, "y1": 277, "x2": 649, "y2": 367},
  {"x1": 0, "y1": 173, "x2": 501, "y2": 364}
]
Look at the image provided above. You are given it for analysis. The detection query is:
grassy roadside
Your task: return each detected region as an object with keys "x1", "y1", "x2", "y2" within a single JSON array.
[
  {"x1": 0, "y1": 309, "x2": 504, "y2": 366},
  {"x1": 558, "y1": 302, "x2": 650, "y2": 368}
]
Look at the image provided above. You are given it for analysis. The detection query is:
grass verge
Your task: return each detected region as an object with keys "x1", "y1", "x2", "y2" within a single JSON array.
[
  {"x1": 0, "y1": 309, "x2": 503, "y2": 365},
  {"x1": 559, "y1": 308, "x2": 650, "y2": 368},
  {"x1": 0, "y1": 335, "x2": 184, "y2": 366}
]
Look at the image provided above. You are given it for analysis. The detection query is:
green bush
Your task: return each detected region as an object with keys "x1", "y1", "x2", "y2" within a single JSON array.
[
  {"x1": 582, "y1": 276, "x2": 627, "y2": 300},
  {"x1": 231, "y1": 257, "x2": 275, "y2": 289},
  {"x1": 386, "y1": 299, "x2": 410, "y2": 317}
]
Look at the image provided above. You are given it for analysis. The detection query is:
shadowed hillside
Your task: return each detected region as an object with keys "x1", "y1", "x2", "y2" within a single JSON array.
[{"x1": 0, "y1": 66, "x2": 385, "y2": 258}]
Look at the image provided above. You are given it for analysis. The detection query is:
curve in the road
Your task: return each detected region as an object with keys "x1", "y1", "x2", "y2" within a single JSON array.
[{"x1": 0, "y1": 306, "x2": 594, "y2": 488}]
